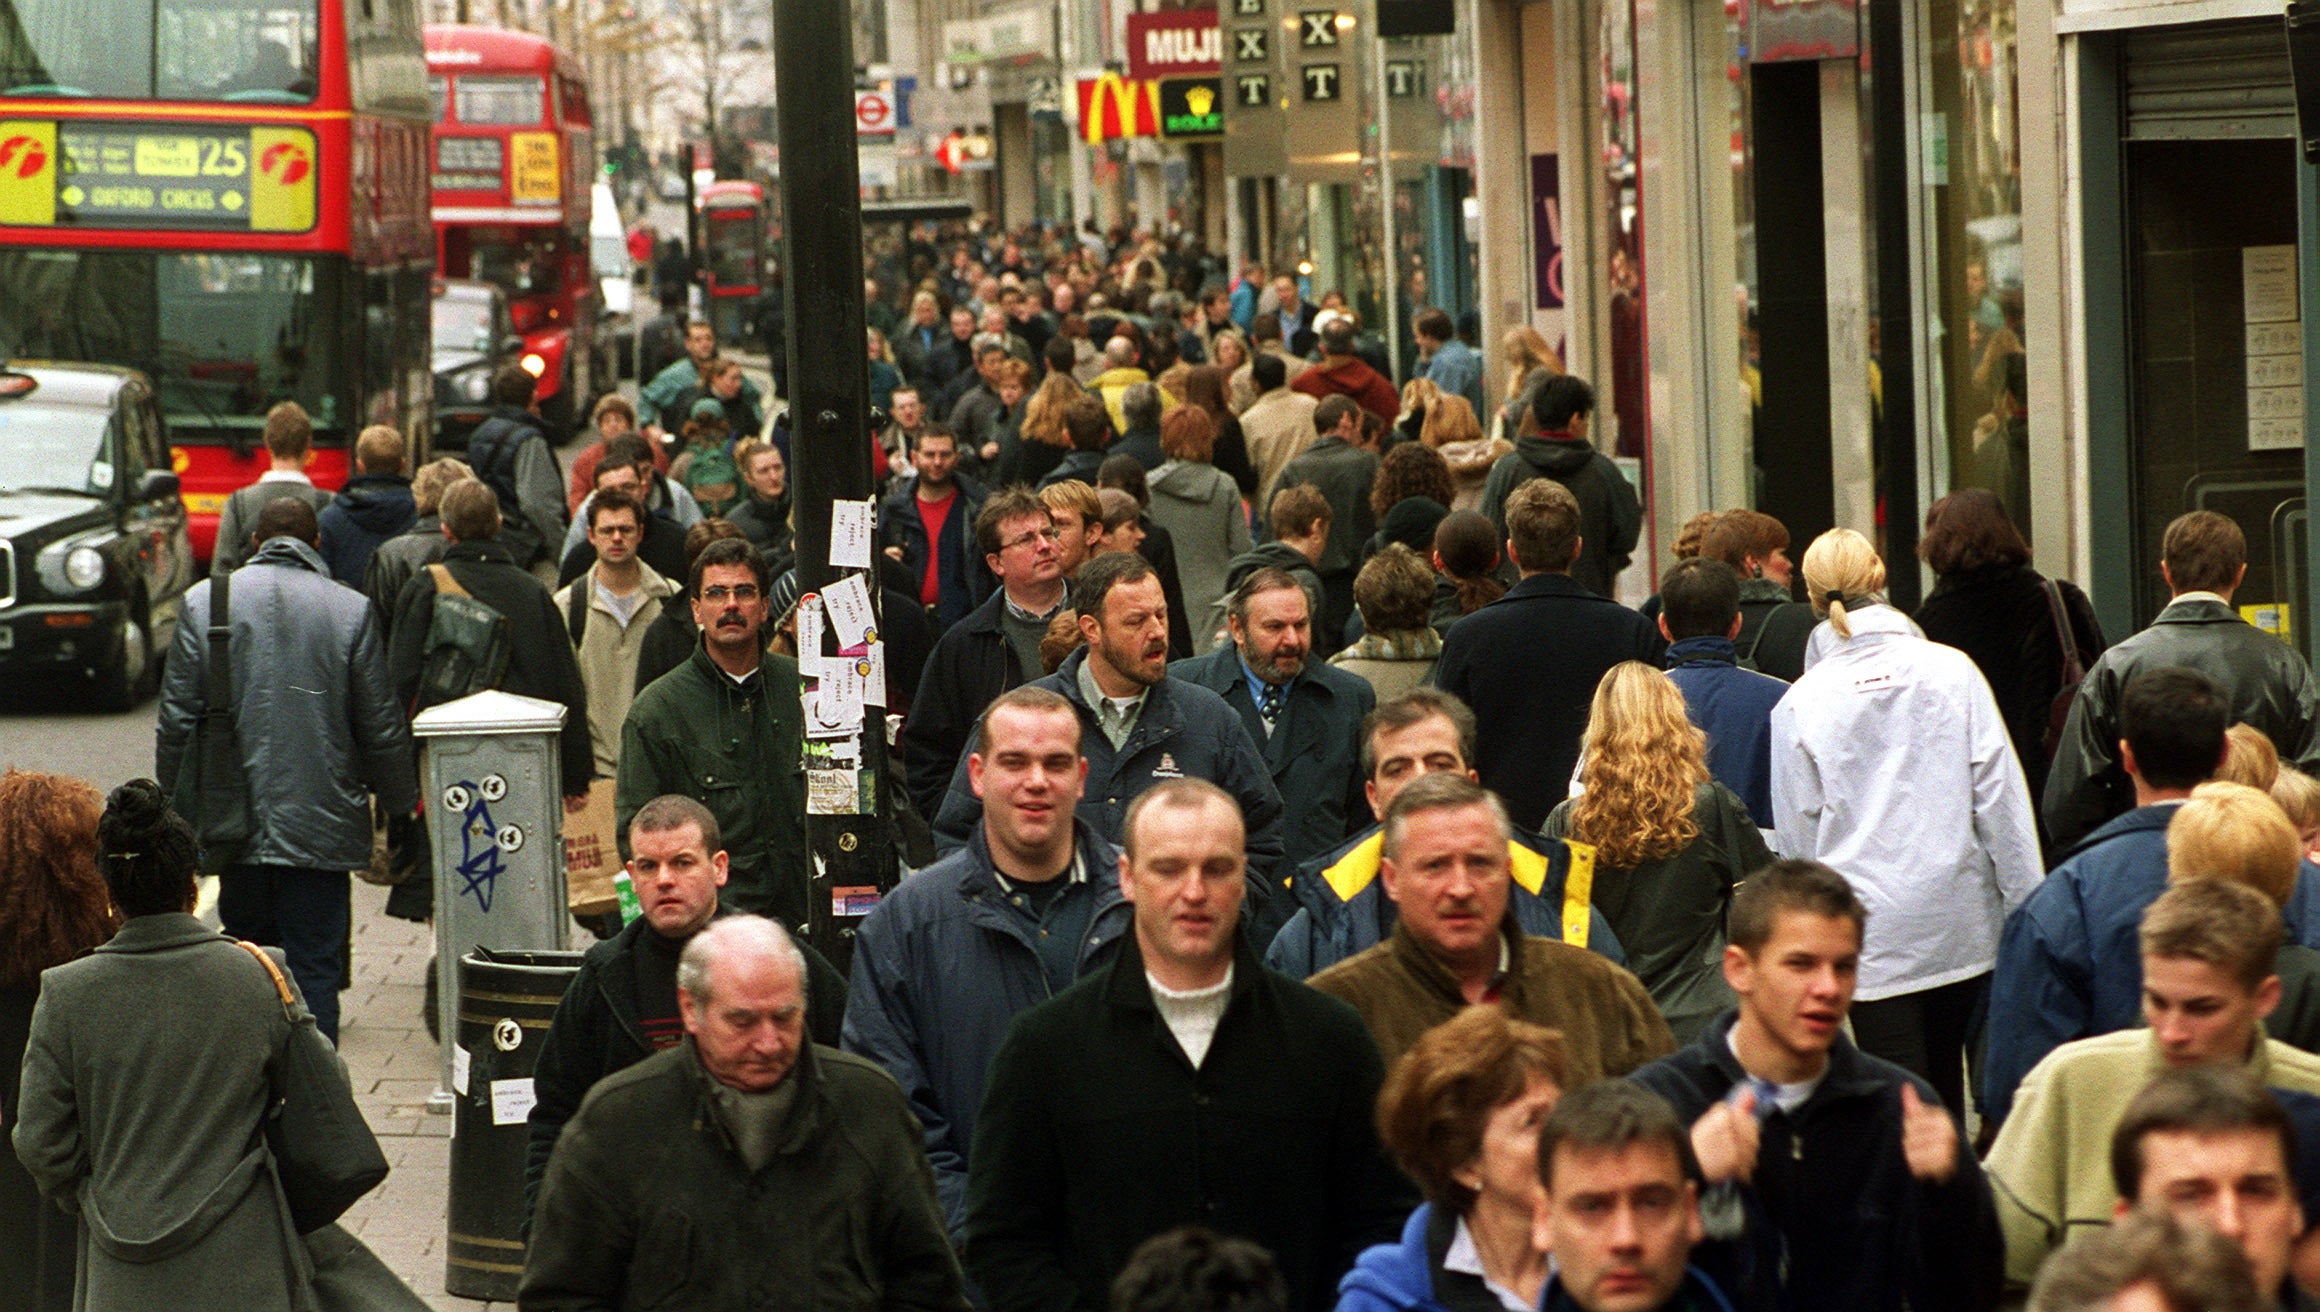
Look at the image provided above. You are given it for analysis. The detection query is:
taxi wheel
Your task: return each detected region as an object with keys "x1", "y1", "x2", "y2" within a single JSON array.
[{"x1": 92, "y1": 605, "x2": 155, "y2": 713}]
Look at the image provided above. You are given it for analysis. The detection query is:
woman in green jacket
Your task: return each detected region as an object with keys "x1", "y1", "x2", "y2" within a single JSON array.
[{"x1": 1545, "y1": 662, "x2": 1772, "y2": 1044}]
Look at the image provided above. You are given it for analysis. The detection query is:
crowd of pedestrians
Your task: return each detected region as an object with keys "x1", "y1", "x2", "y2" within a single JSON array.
[{"x1": 8, "y1": 216, "x2": 2320, "y2": 1312}]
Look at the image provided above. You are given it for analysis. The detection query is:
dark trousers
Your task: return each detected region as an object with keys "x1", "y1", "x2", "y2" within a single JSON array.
[
  {"x1": 221, "y1": 864, "x2": 351, "y2": 1043},
  {"x1": 1847, "y1": 972, "x2": 1989, "y2": 1118}
]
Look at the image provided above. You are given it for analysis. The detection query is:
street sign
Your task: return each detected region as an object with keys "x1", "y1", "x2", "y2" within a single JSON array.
[
  {"x1": 854, "y1": 90, "x2": 895, "y2": 135},
  {"x1": 1159, "y1": 78, "x2": 1224, "y2": 138}
]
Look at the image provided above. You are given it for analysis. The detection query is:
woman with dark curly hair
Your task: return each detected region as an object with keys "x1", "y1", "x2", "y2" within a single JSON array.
[
  {"x1": 0, "y1": 770, "x2": 114, "y2": 1312},
  {"x1": 15, "y1": 780, "x2": 396, "y2": 1310},
  {"x1": 1370, "y1": 441, "x2": 1455, "y2": 523},
  {"x1": 1544, "y1": 662, "x2": 1771, "y2": 1043}
]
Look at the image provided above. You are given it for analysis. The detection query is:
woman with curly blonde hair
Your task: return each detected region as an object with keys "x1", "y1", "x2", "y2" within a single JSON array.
[
  {"x1": 1543, "y1": 663, "x2": 1769, "y2": 1042},
  {"x1": 1495, "y1": 326, "x2": 1564, "y2": 439},
  {"x1": 1393, "y1": 376, "x2": 1440, "y2": 448}
]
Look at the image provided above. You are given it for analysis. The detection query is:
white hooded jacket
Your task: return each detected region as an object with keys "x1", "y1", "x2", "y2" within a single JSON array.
[{"x1": 1770, "y1": 603, "x2": 2043, "y2": 999}]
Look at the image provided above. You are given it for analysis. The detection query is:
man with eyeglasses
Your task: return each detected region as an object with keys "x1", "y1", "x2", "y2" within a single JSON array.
[
  {"x1": 617, "y1": 537, "x2": 811, "y2": 927},
  {"x1": 553, "y1": 489, "x2": 678, "y2": 780},
  {"x1": 902, "y1": 488, "x2": 1072, "y2": 824}
]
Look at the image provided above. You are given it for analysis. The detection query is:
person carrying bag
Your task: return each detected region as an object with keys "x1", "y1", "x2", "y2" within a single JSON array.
[
  {"x1": 168, "y1": 569, "x2": 255, "y2": 873},
  {"x1": 12, "y1": 781, "x2": 424, "y2": 1312}
]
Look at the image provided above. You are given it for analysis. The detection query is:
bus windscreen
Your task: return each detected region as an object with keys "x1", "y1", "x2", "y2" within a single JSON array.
[
  {"x1": 0, "y1": 0, "x2": 321, "y2": 102},
  {"x1": 0, "y1": 249, "x2": 349, "y2": 438}
]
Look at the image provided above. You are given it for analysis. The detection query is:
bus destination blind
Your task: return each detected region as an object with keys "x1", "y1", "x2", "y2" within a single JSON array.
[{"x1": 0, "y1": 121, "x2": 318, "y2": 233}]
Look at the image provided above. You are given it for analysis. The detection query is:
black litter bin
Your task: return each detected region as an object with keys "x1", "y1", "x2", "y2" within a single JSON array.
[{"x1": 446, "y1": 947, "x2": 584, "y2": 1301}]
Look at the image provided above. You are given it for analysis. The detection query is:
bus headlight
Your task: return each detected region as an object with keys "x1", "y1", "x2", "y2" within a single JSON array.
[{"x1": 521, "y1": 353, "x2": 547, "y2": 377}]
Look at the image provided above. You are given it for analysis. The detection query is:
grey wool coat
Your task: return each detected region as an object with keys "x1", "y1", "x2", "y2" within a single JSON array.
[{"x1": 13, "y1": 914, "x2": 314, "y2": 1311}]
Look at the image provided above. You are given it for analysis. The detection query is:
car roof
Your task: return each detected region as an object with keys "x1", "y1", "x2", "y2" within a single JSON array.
[{"x1": 0, "y1": 361, "x2": 139, "y2": 408}]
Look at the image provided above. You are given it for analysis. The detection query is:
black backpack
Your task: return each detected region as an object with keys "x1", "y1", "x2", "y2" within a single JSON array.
[{"x1": 462, "y1": 412, "x2": 552, "y2": 565}]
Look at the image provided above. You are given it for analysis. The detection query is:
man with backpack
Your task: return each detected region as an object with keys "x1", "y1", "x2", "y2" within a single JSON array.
[
  {"x1": 156, "y1": 497, "x2": 414, "y2": 1043},
  {"x1": 388, "y1": 479, "x2": 594, "y2": 810},
  {"x1": 552, "y1": 489, "x2": 677, "y2": 779},
  {"x1": 464, "y1": 363, "x2": 571, "y2": 582}
]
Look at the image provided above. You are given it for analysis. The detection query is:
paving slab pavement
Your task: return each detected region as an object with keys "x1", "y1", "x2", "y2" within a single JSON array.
[{"x1": 338, "y1": 882, "x2": 499, "y2": 1312}]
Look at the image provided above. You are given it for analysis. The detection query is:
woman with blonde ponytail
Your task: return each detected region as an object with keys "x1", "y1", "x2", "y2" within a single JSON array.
[
  {"x1": 1799, "y1": 526, "x2": 1922, "y2": 668},
  {"x1": 1769, "y1": 528, "x2": 2043, "y2": 1116}
]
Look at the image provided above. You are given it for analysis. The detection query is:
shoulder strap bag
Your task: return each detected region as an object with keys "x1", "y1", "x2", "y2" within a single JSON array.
[
  {"x1": 235, "y1": 941, "x2": 390, "y2": 1235},
  {"x1": 171, "y1": 572, "x2": 255, "y2": 873},
  {"x1": 2040, "y1": 576, "x2": 2090, "y2": 763}
]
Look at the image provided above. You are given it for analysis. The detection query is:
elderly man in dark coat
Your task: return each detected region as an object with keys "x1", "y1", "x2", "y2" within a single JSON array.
[
  {"x1": 1174, "y1": 567, "x2": 1374, "y2": 947},
  {"x1": 523, "y1": 915, "x2": 967, "y2": 1312}
]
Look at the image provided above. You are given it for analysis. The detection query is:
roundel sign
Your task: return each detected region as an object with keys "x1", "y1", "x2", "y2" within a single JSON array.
[{"x1": 854, "y1": 91, "x2": 894, "y2": 136}]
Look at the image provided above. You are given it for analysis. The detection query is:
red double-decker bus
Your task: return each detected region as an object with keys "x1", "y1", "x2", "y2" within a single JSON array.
[
  {"x1": 0, "y1": 0, "x2": 435, "y2": 563},
  {"x1": 698, "y1": 178, "x2": 764, "y2": 344},
  {"x1": 424, "y1": 25, "x2": 596, "y2": 435}
]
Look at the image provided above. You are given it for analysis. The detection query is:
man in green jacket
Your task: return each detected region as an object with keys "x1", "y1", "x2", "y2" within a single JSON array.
[
  {"x1": 616, "y1": 536, "x2": 808, "y2": 927},
  {"x1": 522, "y1": 915, "x2": 967, "y2": 1311}
]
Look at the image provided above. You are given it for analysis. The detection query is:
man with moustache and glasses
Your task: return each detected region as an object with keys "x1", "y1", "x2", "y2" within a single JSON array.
[{"x1": 616, "y1": 537, "x2": 810, "y2": 928}]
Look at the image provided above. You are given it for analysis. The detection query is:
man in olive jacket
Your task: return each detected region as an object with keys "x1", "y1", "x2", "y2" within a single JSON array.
[
  {"x1": 1309, "y1": 773, "x2": 1674, "y2": 1083},
  {"x1": 616, "y1": 537, "x2": 809, "y2": 927},
  {"x1": 523, "y1": 916, "x2": 967, "y2": 1312},
  {"x1": 963, "y1": 780, "x2": 1412, "y2": 1312}
]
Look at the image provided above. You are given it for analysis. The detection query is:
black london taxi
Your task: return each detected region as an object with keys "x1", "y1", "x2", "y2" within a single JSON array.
[
  {"x1": 432, "y1": 277, "x2": 522, "y2": 451},
  {"x1": 0, "y1": 363, "x2": 196, "y2": 709}
]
